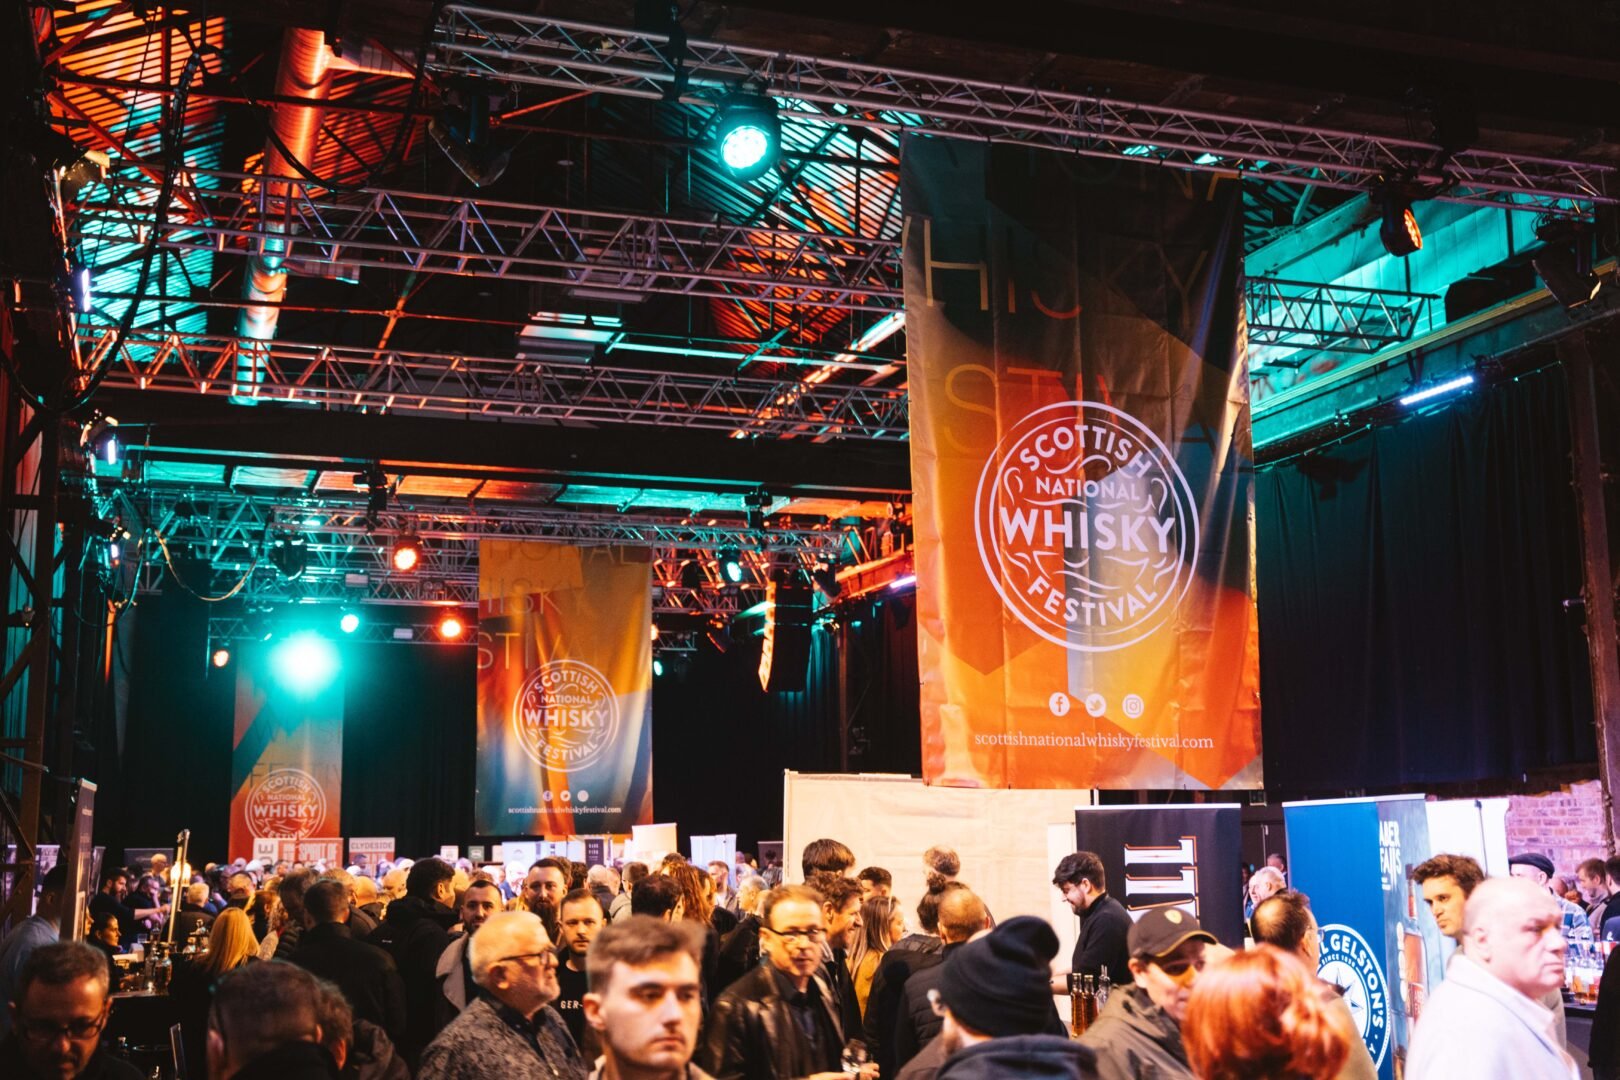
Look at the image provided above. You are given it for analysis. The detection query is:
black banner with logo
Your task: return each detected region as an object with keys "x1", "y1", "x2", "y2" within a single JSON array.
[{"x1": 1075, "y1": 804, "x2": 1243, "y2": 946}]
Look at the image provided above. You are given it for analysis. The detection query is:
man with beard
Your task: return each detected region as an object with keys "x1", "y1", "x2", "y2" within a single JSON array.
[
  {"x1": 525, "y1": 859, "x2": 571, "y2": 942},
  {"x1": 583, "y1": 916, "x2": 712, "y2": 1080},
  {"x1": 371, "y1": 859, "x2": 459, "y2": 1066},
  {"x1": 436, "y1": 878, "x2": 504, "y2": 1021},
  {"x1": 417, "y1": 911, "x2": 586, "y2": 1080},
  {"x1": 2, "y1": 942, "x2": 140, "y2": 1080},
  {"x1": 555, "y1": 890, "x2": 607, "y2": 1056}
]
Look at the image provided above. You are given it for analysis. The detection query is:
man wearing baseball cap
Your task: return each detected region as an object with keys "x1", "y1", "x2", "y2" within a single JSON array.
[
  {"x1": 909, "y1": 916, "x2": 1094, "y2": 1080},
  {"x1": 1509, "y1": 853, "x2": 1590, "y2": 937},
  {"x1": 1080, "y1": 908, "x2": 1217, "y2": 1080}
]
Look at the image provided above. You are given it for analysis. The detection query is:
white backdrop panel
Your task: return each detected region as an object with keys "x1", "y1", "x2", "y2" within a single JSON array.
[{"x1": 782, "y1": 771, "x2": 1092, "y2": 935}]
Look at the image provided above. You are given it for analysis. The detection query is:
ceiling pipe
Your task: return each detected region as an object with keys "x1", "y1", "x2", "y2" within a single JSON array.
[{"x1": 235, "y1": 27, "x2": 333, "y2": 403}]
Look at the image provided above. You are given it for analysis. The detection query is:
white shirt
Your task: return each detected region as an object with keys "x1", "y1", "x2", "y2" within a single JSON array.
[{"x1": 1407, "y1": 954, "x2": 1577, "y2": 1080}]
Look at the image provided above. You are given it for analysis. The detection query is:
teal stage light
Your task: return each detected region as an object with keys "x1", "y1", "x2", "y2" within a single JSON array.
[
  {"x1": 340, "y1": 611, "x2": 360, "y2": 634},
  {"x1": 714, "y1": 93, "x2": 780, "y2": 181},
  {"x1": 270, "y1": 631, "x2": 340, "y2": 696},
  {"x1": 653, "y1": 657, "x2": 665, "y2": 677}
]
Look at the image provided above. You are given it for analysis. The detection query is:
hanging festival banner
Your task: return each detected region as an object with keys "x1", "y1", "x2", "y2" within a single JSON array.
[
  {"x1": 1074, "y1": 804, "x2": 1244, "y2": 947},
  {"x1": 228, "y1": 639, "x2": 344, "y2": 864},
  {"x1": 476, "y1": 541, "x2": 654, "y2": 836},
  {"x1": 902, "y1": 137, "x2": 1261, "y2": 790}
]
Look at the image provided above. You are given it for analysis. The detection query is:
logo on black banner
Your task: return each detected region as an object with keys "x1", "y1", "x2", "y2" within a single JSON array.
[
  {"x1": 974, "y1": 401, "x2": 1198, "y2": 651},
  {"x1": 1317, "y1": 923, "x2": 1390, "y2": 1068},
  {"x1": 512, "y1": 659, "x2": 620, "y2": 772}
]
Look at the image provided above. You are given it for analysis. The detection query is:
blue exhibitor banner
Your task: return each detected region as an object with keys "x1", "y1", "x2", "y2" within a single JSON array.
[{"x1": 1284, "y1": 796, "x2": 1445, "y2": 1080}]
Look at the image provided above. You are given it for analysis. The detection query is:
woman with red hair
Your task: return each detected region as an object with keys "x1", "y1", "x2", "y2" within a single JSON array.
[{"x1": 1183, "y1": 945, "x2": 1356, "y2": 1080}]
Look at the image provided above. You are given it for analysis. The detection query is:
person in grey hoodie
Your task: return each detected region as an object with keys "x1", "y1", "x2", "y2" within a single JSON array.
[{"x1": 1081, "y1": 908, "x2": 1219, "y2": 1080}]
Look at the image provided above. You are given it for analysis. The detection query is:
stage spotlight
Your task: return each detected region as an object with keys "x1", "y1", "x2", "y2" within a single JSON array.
[
  {"x1": 437, "y1": 611, "x2": 466, "y2": 640},
  {"x1": 705, "y1": 620, "x2": 733, "y2": 655},
  {"x1": 1375, "y1": 187, "x2": 1423, "y2": 257},
  {"x1": 429, "y1": 80, "x2": 511, "y2": 188},
  {"x1": 714, "y1": 92, "x2": 780, "y2": 181},
  {"x1": 340, "y1": 611, "x2": 360, "y2": 634},
  {"x1": 80, "y1": 413, "x2": 119, "y2": 466},
  {"x1": 270, "y1": 631, "x2": 340, "y2": 696},
  {"x1": 1533, "y1": 219, "x2": 1602, "y2": 309},
  {"x1": 653, "y1": 657, "x2": 665, "y2": 677},
  {"x1": 392, "y1": 534, "x2": 423, "y2": 573},
  {"x1": 720, "y1": 549, "x2": 745, "y2": 585},
  {"x1": 211, "y1": 647, "x2": 231, "y2": 668},
  {"x1": 268, "y1": 533, "x2": 308, "y2": 579}
]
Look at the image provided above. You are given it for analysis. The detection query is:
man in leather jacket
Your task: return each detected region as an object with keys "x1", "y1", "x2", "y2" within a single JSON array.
[{"x1": 700, "y1": 885, "x2": 852, "y2": 1080}]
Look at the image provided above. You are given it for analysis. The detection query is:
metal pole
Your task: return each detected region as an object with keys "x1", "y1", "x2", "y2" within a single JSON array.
[{"x1": 1559, "y1": 333, "x2": 1620, "y2": 851}]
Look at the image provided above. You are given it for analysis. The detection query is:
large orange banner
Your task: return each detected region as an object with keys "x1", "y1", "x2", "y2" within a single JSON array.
[
  {"x1": 228, "y1": 639, "x2": 344, "y2": 864},
  {"x1": 476, "y1": 542, "x2": 653, "y2": 836},
  {"x1": 903, "y1": 138, "x2": 1261, "y2": 790}
]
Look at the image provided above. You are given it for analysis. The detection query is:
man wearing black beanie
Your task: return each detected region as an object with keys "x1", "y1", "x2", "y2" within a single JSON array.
[{"x1": 904, "y1": 916, "x2": 1097, "y2": 1080}]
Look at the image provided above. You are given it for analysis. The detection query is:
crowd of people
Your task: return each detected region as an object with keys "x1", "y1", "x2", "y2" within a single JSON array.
[{"x1": 0, "y1": 837, "x2": 1614, "y2": 1080}]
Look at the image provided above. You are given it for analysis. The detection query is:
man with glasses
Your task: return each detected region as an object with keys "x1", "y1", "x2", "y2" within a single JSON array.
[
  {"x1": 3, "y1": 941, "x2": 140, "y2": 1080},
  {"x1": 701, "y1": 884, "x2": 850, "y2": 1080},
  {"x1": 417, "y1": 910, "x2": 587, "y2": 1080},
  {"x1": 1080, "y1": 908, "x2": 1218, "y2": 1080}
]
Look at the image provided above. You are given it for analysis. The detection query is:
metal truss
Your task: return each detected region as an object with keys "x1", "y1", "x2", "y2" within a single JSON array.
[
  {"x1": 431, "y1": 5, "x2": 1615, "y2": 216},
  {"x1": 206, "y1": 616, "x2": 475, "y2": 647},
  {"x1": 113, "y1": 486, "x2": 856, "y2": 616},
  {"x1": 72, "y1": 167, "x2": 903, "y2": 313},
  {"x1": 76, "y1": 327, "x2": 910, "y2": 439},
  {"x1": 1246, "y1": 277, "x2": 1438, "y2": 361}
]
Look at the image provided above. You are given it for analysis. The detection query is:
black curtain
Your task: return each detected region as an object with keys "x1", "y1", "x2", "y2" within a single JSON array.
[
  {"x1": 103, "y1": 589, "x2": 920, "y2": 862},
  {"x1": 1255, "y1": 364, "x2": 1596, "y2": 796}
]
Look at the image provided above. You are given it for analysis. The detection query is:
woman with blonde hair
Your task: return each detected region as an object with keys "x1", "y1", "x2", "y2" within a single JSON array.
[
  {"x1": 1182, "y1": 945, "x2": 1356, "y2": 1080},
  {"x1": 172, "y1": 907, "x2": 260, "y2": 1071},
  {"x1": 848, "y1": 895, "x2": 905, "y2": 1017}
]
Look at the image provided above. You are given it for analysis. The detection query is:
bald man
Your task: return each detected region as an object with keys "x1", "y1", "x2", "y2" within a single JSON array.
[
  {"x1": 1407, "y1": 877, "x2": 1576, "y2": 1080},
  {"x1": 893, "y1": 888, "x2": 997, "y2": 1070}
]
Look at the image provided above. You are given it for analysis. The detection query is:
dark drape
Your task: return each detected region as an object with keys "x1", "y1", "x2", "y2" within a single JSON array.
[
  {"x1": 104, "y1": 590, "x2": 920, "y2": 862},
  {"x1": 1255, "y1": 364, "x2": 1595, "y2": 796}
]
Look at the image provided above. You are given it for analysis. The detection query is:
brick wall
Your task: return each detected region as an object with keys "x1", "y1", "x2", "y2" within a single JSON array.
[{"x1": 1503, "y1": 779, "x2": 1610, "y2": 879}]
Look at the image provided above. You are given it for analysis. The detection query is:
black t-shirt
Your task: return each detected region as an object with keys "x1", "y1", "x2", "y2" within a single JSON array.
[{"x1": 553, "y1": 959, "x2": 594, "y2": 1056}]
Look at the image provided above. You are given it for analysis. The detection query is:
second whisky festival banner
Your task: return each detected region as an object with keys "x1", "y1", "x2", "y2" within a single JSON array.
[
  {"x1": 903, "y1": 138, "x2": 1261, "y2": 789},
  {"x1": 476, "y1": 541, "x2": 654, "y2": 836}
]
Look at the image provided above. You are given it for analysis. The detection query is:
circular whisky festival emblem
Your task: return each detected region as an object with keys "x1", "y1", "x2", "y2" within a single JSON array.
[
  {"x1": 1317, "y1": 924, "x2": 1390, "y2": 1068},
  {"x1": 511, "y1": 659, "x2": 620, "y2": 772},
  {"x1": 245, "y1": 767, "x2": 327, "y2": 839},
  {"x1": 974, "y1": 401, "x2": 1199, "y2": 651}
]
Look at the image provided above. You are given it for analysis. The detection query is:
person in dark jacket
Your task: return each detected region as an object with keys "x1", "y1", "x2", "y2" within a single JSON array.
[
  {"x1": 893, "y1": 888, "x2": 993, "y2": 1070},
  {"x1": 866, "y1": 884, "x2": 960, "y2": 1080},
  {"x1": 1050, "y1": 851, "x2": 1132, "y2": 991},
  {"x1": 1080, "y1": 907, "x2": 1218, "y2": 1080},
  {"x1": 291, "y1": 880, "x2": 407, "y2": 1043},
  {"x1": 368, "y1": 859, "x2": 459, "y2": 1065},
  {"x1": 207, "y1": 960, "x2": 342, "y2": 1080},
  {"x1": 174, "y1": 882, "x2": 217, "y2": 944},
  {"x1": 274, "y1": 868, "x2": 316, "y2": 961},
  {"x1": 701, "y1": 884, "x2": 845, "y2": 1080},
  {"x1": 313, "y1": 975, "x2": 412, "y2": 1080},
  {"x1": 809, "y1": 873, "x2": 865, "y2": 1043},
  {"x1": 911, "y1": 916, "x2": 1096, "y2": 1080}
]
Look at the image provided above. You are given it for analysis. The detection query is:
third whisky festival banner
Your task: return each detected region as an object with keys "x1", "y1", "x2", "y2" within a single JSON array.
[
  {"x1": 476, "y1": 541, "x2": 654, "y2": 836},
  {"x1": 902, "y1": 137, "x2": 1261, "y2": 789}
]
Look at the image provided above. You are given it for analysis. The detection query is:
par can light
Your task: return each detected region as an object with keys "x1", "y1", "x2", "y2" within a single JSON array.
[{"x1": 714, "y1": 93, "x2": 780, "y2": 181}]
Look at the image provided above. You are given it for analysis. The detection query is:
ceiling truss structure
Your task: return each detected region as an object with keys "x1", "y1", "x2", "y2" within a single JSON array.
[
  {"x1": 78, "y1": 326, "x2": 911, "y2": 438},
  {"x1": 1246, "y1": 277, "x2": 1439, "y2": 361},
  {"x1": 112, "y1": 487, "x2": 858, "y2": 619},
  {"x1": 431, "y1": 5, "x2": 1615, "y2": 216},
  {"x1": 74, "y1": 168, "x2": 904, "y2": 313}
]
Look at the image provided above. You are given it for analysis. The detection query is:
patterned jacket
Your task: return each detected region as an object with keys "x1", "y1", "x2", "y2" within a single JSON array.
[{"x1": 417, "y1": 996, "x2": 588, "y2": 1080}]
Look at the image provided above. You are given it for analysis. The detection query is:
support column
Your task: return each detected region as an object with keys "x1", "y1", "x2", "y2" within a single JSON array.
[{"x1": 1560, "y1": 333, "x2": 1620, "y2": 851}]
